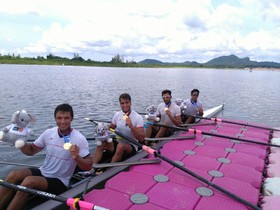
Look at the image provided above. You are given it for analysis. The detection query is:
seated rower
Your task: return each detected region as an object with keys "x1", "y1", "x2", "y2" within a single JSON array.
[
  {"x1": 145, "y1": 89, "x2": 181, "y2": 145},
  {"x1": 91, "y1": 93, "x2": 145, "y2": 173},
  {"x1": 0, "y1": 104, "x2": 92, "y2": 210},
  {"x1": 181, "y1": 89, "x2": 204, "y2": 124}
]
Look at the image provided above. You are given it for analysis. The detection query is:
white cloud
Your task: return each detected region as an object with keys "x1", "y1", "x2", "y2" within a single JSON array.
[{"x1": 1, "y1": 0, "x2": 280, "y2": 62}]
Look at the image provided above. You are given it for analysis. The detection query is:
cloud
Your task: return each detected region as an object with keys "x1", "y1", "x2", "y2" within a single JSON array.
[{"x1": 1, "y1": 0, "x2": 280, "y2": 63}]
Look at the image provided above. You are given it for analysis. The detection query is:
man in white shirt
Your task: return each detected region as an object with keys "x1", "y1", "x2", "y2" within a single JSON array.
[
  {"x1": 0, "y1": 103, "x2": 92, "y2": 210},
  {"x1": 145, "y1": 89, "x2": 181, "y2": 140},
  {"x1": 182, "y1": 89, "x2": 204, "y2": 124},
  {"x1": 91, "y1": 93, "x2": 145, "y2": 166}
]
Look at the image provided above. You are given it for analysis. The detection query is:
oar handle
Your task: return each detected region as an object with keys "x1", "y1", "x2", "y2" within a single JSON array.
[{"x1": 67, "y1": 198, "x2": 109, "y2": 210}]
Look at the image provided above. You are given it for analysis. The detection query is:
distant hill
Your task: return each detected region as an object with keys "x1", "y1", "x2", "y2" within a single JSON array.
[
  {"x1": 138, "y1": 59, "x2": 164, "y2": 65},
  {"x1": 138, "y1": 54, "x2": 280, "y2": 68}
]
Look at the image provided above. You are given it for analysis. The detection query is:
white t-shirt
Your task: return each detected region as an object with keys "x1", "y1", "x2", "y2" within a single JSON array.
[
  {"x1": 183, "y1": 98, "x2": 203, "y2": 115},
  {"x1": 112, "y1": 110, "x2": 143, "y2": 149},
  {"x1": 34, "y1": 127, "x2": 89, "y2": 186},
  {"x1": 7, "y1": 124, "x2": 32, "y2": 136},
  {"x1": 156, "y1": 102, "x2": 181, "y2": 125}
]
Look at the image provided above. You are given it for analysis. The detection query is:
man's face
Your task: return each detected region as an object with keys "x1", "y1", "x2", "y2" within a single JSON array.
[
  {"x1": 120, "y1": 98, "x2": 131, "y2": 113},
  {"x1": 162, "y1": 93, "x2": 171, "y2": 104},
  {"x1": 191, "y1": 92, "x2": 199, "y2": 101},
  {"x1": 55, "y1": 111, "x2": 72, "y2": 131}
]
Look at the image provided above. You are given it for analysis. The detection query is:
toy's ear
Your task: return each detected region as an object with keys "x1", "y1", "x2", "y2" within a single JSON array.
[
  {"x1": 11, "y1": 111, "x2": 20, "y2": 124},
  {"x1": 28, "y1": 114, "x2": 36, "y2": 124}
]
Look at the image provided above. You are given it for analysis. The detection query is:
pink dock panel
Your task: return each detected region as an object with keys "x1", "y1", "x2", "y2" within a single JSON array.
[
  {"x1": 167, "y1": 166, "x2": 211, "y2": 188},
  {"x1": 131, "y1": 159, "x2": 173, "y2": 175},
  {"x1": 146, "y1": 182, "x2": 200, "y2": 210},
  {"x1": 219, "y1": 163, "x2": 263, "y2": 189},
  {"x1": 202, "y1": 136, "x2": 234, "y2": 149},
  {"x1": 212, "y1": 177, "x2": 259, "y2": 204},
  {"x1": 233, "y1": 143, "x2": 267, "y2": 159},
  {"x1": 105, "y1": 171, "x2": 155, "y2": 194},
  {"x1": 182, "y1": 154, "x2": 221, "y2": 171},
  {"x1": 194, "y1": 194, "x2": 249, "y2": 210},
  {"x1": 82, "y1": 188, "x2": 132, "y2": 210},
  {"x1": 193, "y1": 145, "x2": 228, "y2": 159},
  {"x1": 227, "y1": 151, "x2": 265, "y2": 172}
]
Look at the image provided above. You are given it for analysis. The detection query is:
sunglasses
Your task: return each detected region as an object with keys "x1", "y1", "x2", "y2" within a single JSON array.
[{"x1": 162, "y1": 96, "x2": 171, "y2": 99}]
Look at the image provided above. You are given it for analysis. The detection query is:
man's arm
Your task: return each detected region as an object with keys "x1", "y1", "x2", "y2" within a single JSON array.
[
  {"x1": 198, "y1": 106, "x2": 204, "y2": 116},
  {"x1": 168, "y1": 113, "x2": 182, "y2": 126},
  {"x1": 131, "y1": 126, "x2": 145, "y2": 143},
  {"x1": 20, "y1": 143, "x2": 43, "y2": 156},
  {"x1": 126, "y1": 118, "x2": 145, "y2": 143}
]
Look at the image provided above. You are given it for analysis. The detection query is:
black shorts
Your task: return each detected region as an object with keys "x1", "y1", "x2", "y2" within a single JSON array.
[
  {"x1": 113, "y1": 140, "x2": 137, "y2": 160},
  {"x1": 29, "y1": 168, "x2": 68, "y2": 194}
]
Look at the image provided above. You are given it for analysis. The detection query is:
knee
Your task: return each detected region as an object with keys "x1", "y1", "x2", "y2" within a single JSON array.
[
  {"x1": 6, "y1": 170, "x2": 21, "y2": 183},
  {"x1": 115, "y1": 144, "x2": 126, "y2": 153},
  {"x1": 20, "y1": 176, "x2": 36, "y2": 188}
]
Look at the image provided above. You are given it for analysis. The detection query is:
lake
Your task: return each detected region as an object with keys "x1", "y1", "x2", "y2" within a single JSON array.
[{"x1": 0, "y1": 64, "x2": 280, "y2": 177}]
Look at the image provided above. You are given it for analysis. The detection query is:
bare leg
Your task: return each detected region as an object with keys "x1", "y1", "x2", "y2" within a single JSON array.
[
  {"x1": 185, "y1": 117, "x2": 195, "y2": 124},
  {"x1": 155, "y1": 127, "x2": 167, "y2": 138},
  {"x1": 111, "y1": 143, "x2": 132, "y2": 162},
  {"x1": 145, "y1": 124, "x2": 153, "y2": 138},
  {"x1": 91, "y1": 146, "x2": 105, "y2": 164},
  {"x1": 0, "y1": 168, "x2": 32, "y2": 210},
  {"x1": 91, "y1": 142, "x2": 114, "y2": 166},
  {"x1": 7, "y1": 176, "x2": 48, "y2": 210}
]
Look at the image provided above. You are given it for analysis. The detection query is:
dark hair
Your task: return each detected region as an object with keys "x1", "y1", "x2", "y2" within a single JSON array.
[
  {"x1": 119, "y1": 93, "x2": 131, "y2": 102},
  {"x1": 54, "y1": 103, "x2": 74, "y2": 119},
  {"x1": 161, "y1": 89, "x2": 172, "y2": 96},
  {"x1": 191, "y1": 89, "x2": 200, "y2": 95}
]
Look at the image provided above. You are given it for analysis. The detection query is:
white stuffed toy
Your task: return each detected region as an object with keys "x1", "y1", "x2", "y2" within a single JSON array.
[
  {"x1": 175, "y1": 99, "x2": 188, "y2": 115},
  {"x1": 94, "y1": 122, "x2": 113, "y2": 146},
  {"x1": 145, "y1": 105, "x2": 160, "y2": 122},
  {"x1": 0, "y1": 110, "x2": 35, "y2": 148}
]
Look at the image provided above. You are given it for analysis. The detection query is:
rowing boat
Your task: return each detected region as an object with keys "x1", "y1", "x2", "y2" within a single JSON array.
[{"x1": 29, "y1": 104, "x2": 224, "y2": 209}]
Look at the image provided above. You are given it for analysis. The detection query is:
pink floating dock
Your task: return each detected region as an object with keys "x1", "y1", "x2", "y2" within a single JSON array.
[{"x1": 76, "y1": 119, "x2": 276, "y2": 210}]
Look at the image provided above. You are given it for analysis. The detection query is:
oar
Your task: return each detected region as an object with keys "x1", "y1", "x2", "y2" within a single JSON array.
[
  {"x1": 185, "y1": 115, "x2": 280, "y2": 132},
  {"x1": 0, "y1": 161, "x2": 39, "y2": 167},
  {"x1": 180, "y1": 122, "x2": 217, "y2": 127},
  {"x1": 109, "y1": 129, "x2": 261, "y2": 210},
  {"x1": 0, "y1": 179, "x2": 108, "y2": 210},
  {"x1": 92, "y1": 158, "x2": 160, "y2": 168},
  {"x1": 146, "y1": 122, "x2": 280, "y2": 148},
  {"x1": 145, "y1": 135, "x2": 195, "y2": 141},
  {"x1": 84, "y1": 118, "x2": 111, "y2": 125}
]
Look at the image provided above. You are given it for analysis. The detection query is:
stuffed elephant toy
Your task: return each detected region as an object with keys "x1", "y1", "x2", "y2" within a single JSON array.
[
  {"x1": 94, "y1": 122, "x2": 112, "y2": 146},
  {"x1": 0, "y1": 110, "x2": 35, "y2": 148}
]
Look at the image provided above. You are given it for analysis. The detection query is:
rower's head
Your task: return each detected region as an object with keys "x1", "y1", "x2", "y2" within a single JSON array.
[
  {"x1": 54, "y1": 104, "x2": 74, "y2": 131},
  {"x1": 191, "y1": 89, "x2": 200, "y2": 100},
  {"x1": 162, "y1": 89, "x2": 172, "y2": 104},
  {"x1": 119, "y1": 93, "x2": 131, "y2": 113}
]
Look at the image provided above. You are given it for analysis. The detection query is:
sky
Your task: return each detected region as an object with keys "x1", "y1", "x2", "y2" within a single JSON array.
[{"x1": 1, "y1": 0, "x2": 280, "y2": 63}]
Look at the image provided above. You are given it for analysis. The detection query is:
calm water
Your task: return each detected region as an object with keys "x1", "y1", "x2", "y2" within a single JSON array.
[{"x1": 0, "y1": 64, "x2": 280, "y2": 177}]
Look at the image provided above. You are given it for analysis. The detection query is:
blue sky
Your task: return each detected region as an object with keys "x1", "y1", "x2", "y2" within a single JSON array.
[{"x1": 1, "y1": 0, "x2": 280, "y2": 63}]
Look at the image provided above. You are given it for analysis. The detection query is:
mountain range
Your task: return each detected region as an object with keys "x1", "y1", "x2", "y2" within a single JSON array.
[{"x1": 138, "y1": 54, "x2": 280, "y2": 68}]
